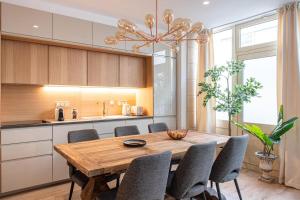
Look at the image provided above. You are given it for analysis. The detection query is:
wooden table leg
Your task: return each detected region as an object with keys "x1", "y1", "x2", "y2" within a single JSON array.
[{"x1": 81, "y1": 176, "x2": 110, "y2": 200}]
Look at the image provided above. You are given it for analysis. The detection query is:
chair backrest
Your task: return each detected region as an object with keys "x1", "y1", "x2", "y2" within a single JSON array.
[
  {"x1": 67, "y1": 129, "x2": 99, "y2": 177},
  {"x1": 148, "y1": 123, "x2": 168, "y2": 133},
  {"x1": 114, "y1": 125, "x2": 140, "y2": 137},
  {"x1": 68, "y1": 129, "x2": 99, "y2": 143},
  {"x1": 168, "y1": 142, "x2": 217, "y2": 199},
  {"x1": 116, "y1": 151, "x2": 172, "y2": 200},
  {"x1": 210, "y1": 134, "x2": 249, "y2": 182}
]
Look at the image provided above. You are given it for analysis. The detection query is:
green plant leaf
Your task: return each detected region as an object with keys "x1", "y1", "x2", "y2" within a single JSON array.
[
  {"x1": 270, "y1": 117, "x2": 298, "y2": 142},
  {"x1": 277, "y1": 105, "x2": 284, "y2": 125},
  {"x1": 233, "y1": 121, "x2": 273, "y2": 147}
]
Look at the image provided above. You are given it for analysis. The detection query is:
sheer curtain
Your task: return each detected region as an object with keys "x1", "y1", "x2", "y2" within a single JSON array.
[
  {"x1": 197, "y1": 31, "x2": 216, "y2": 132},
  {"x1": 277, "y1": 2, "x2": 300, "y2": 189}
]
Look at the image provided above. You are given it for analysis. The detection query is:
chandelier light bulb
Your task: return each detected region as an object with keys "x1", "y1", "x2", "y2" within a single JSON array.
[
  {"x1": 191, "y1": 22, "x2": 204, "y2": 33},
  {"x1": 144, "y1": 14, "x2": 155, "y2": 29},
  {"x1": 104, "y1": 36, "x2": 118, "y2": 45},
  {"x1": 118, "y1": 19, "x2": 137, "y2": 33},
  {"x1": 163, "y1": 9, "x2": 174, "y2": 25}
]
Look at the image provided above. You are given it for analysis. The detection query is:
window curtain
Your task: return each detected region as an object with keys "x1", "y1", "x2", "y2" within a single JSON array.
[
  {"x1": 197, "y1": 31, "x2": 216, "y2": 132},
  {"x1": 277, "y1": 1, "x2": 300, "y2": 189}
]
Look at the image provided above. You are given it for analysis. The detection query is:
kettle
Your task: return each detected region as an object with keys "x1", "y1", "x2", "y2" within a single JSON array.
[{"x1": 122, "y1": 103, "x2": 131, "y2": 116}]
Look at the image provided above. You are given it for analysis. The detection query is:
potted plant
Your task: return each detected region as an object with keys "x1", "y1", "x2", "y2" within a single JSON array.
[
  {"x1": 234, "y1": 105, "x2": 298, "y2": 182},
  {"x1": 198, "y1": 60, "x2": 262, "y2": 135}
]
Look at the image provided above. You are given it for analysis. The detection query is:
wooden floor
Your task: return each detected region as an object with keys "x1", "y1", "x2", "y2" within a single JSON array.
[{"x1": 1, "y1": 170, "x2": 300, "y2": 200}]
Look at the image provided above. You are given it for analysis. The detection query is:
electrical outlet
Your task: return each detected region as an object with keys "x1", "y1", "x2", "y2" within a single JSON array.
[{"x1": 56, "y1": 101, "x2": 70, "y2": 107}]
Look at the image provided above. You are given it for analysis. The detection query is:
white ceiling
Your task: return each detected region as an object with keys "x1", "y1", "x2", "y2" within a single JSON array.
[{"x1": 2, "y1": 0, "x2": 291, "y2": 28}]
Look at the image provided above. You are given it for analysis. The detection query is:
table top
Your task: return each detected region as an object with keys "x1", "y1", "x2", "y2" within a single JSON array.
[{"x1": 54, "y1": 131, "x2": 229, "y2": 177}]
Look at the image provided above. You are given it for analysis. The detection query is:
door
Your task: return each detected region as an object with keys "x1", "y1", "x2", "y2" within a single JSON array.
[
  {"x1": 88, "y1": 51, "x2": 119, "y2": 87},
  {"x1": 1, "y1": 40, "x2": 49, "y2": 85},
  {"x1": 119, "y1": 56, "x2": 146, "y2": 87},
  {"x1": 49, "y1": 46, "x2": 87, "y2": 86}
]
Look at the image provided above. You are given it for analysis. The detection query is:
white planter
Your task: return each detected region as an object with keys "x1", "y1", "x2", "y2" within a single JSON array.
[{"x1": 255, "y1": 151, "x2": 277, "y2": 183}]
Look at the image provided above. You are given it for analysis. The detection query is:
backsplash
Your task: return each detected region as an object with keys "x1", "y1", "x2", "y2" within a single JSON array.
[{"x1": 1, "y1": 85, "x2": 136, "y2": 122}]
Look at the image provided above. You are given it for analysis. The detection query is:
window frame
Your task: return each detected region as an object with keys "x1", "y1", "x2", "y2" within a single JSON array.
[{"x1": 212, "y1": 14, "x2": 278, "y2": 132}]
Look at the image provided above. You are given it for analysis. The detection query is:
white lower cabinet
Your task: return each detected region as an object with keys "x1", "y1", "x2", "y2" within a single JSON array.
[
  {"x1": 125, "y1": 119, "x2": 153, "y2": 134},
  {"x1": 1, "y1": 155, "x2": 52, "y2": 193},
  {"x1": 154, "y1": 116, "x2": 177, "y2": 130},
  {"x1": 93, "y1": 120, "x2": 126, "y2": 138},
  {"x1": 52, "y1": 123, "x2": 93, "y2": 181}
]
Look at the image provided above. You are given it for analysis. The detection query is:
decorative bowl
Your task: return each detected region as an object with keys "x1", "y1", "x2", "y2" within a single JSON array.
[{"x1": 167, "y1": 129, "x2": 188, "y2": 140}]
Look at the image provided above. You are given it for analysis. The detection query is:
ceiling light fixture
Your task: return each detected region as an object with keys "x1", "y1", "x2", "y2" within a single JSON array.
[
  {"x1": 104, "y1": 0, "x2": 209, "y2": 53},
  {"x1": 33, "y1": 25, "x2": 39, "y2": 29},
  {"x1": 203, "y1": 1, "x2": 210, "y2": 5}
]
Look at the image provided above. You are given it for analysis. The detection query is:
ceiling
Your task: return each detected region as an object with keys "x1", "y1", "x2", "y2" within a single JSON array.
[{"x1": 3, "y1": 0, "x2": 291, "y2": 28}]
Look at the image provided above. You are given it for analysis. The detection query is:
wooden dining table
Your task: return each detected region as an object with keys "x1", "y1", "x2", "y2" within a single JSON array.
[{"x1": 54, "y1": 131, "x2": 230, "y2": 200}]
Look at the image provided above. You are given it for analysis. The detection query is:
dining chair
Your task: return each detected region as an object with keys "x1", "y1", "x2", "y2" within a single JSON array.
[
  {"x1": 67, "y1": 129, "x2": 119, "y2": 200},
  {"x1": 148, "y1": 122, "x2": 168, "y2": 133},
  {"x1": 97, "y1": 151, "x2": 172, "y2": 200},
  {"x1": 114, "y1": 125, "x2": 140, "y2": 137},
  {"x1": 166, "y1": 142, "x2": 217, "y2": 200},
  {"x1": 209, "y1": 134, "x2": 249, "y2": 200}
]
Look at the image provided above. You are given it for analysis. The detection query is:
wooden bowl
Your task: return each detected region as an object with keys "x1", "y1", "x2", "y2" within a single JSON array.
[{"x1": 167, "y1": 129, "x2": 188, "y2": 140}]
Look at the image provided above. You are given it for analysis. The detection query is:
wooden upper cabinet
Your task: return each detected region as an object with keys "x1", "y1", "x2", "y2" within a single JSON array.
[
  {"x1": 49, "y1": 46, "x2": 87, "y2": 86},
  {"x1": 120, "y1": 56, "x2": 146, "y2": 88},
  {"x1": 1, "y1": 40, "x2": 49, "y2": 85},
  {"x1": 1, "y1": 3, "x2": 52, "y2": 39},
  {"x1": 88, "y1": 52, "x2": 119, "y2": 87},
  {"x1": 53, "y1": 14, "x2": 93, "y2": 45}
]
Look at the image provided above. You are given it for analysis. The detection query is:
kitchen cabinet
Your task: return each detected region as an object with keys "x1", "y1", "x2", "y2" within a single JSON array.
[
  {"x1": 154, "y1": 116, "x2": 177, "y2": 130},
  {"x1": 93, "y1": 120, "x2": 126, "y2": 138},
  {"x1": 53, "y1": 14, "x2": 93, "y2": 45},
  {"x1": 49, "y1": 46, "x2": 87, "y2": 86},
  {"x1": 153, "y1": 56, "x2": 176, "y2": 116},
  {"x1": 119, "y1": 56, "x2": 146, "y2": 87},
  {"x1": 52, "y1": 123, "x2": 93, "y2": 181},
  {"x1": 1, "y1": 3, "x2": 52, "y2": 39},
  {"x1": 1, "y1": 126, "x2": 52, "y2": 145},
  {"x1": 1, "y1": 155, "x2": 52, "y2": 193},
  {"x1": 93, "y1": 23, "x2": 126, "y2": 50},
  {"x1": 88, "y1": 51, "x2": 120, "y2": 86},
  {"x1": 0, "y1": 126, "x2": 53, "y2": 193},
  {"x1": 1, "y1": 141, "x2": 52, "y2": 161},
  {"x1": 125, "y1": 118, "x2": 153, "y2": 134},
  {"x1": 1, "y1": 40, "x2": 49, "y2": 85}
]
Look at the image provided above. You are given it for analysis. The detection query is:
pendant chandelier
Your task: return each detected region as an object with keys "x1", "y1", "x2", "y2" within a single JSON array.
[{"x1": 104, "y1": 0, "x2": 209, "y2": 53}]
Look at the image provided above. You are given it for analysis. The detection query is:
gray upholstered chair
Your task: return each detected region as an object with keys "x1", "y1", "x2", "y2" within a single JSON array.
[
  {"x1": 97, "y1": 151, "x2": 172, "y2": 200},
  {"x1": 166, "y1": 142, "x2": 217, "y2": 200},
  {"x1": 148, "y1": 122, "x2": 168, "y2": 133},
  {"x1": 209, "y1": 134, "x2": 249, "y2": 200},
  {"x1": 67, "y1": 129, "x2": 119, "y2": 200},
  {"x1": 114, "y1": 125, "x2": 140, "y2": 137}
]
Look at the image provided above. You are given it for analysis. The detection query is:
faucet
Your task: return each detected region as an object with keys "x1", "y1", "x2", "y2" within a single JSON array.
[{"x1": 102, "y1": 101, "x2": 106, "y2": 117}]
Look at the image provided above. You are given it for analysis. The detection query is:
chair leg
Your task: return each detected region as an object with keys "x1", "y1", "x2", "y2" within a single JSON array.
[
  {"x1": 215, "y1": 183, "x2": 222, "y2": 200},
  {"x1": 202, "y1": 192, "x2": 207, "y2": 200},
  {"x1": 69, "y1": 181, "x2": 75, "y2": 200},
  {"x1": 234, "y1": 179, "x2": 242, "y2": 200},
  {"x1": 116, "y1": 177, "x2": 120, "y2": 188},
  {"x1": 210, "y1": 180, "x2": 213, "y2": 188}
]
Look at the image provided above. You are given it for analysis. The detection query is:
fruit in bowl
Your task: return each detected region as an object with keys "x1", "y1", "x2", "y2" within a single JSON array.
[{"x1": 167, "y1": 129, "x2": 188, "y2": 140}]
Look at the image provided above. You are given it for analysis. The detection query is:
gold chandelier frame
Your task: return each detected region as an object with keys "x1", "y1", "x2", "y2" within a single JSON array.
[{"x1": 105, "y1": 0, "x2": 209, "y2": 52}]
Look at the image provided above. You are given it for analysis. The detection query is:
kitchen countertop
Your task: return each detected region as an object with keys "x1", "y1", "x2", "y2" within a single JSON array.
[{"x1": 1, "y1": 115, "x2": 153, "y2": 129}]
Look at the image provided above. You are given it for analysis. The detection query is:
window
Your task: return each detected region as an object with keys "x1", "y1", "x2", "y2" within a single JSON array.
[
  {"x1": 213, "y1": 29, "x2": 233, "y2": 121},
  {"x1": 212, "y1": 14, "x2": 278, "y2": 131},
  {"x1": 240, "y1": 20, "x2": 278, "y2": 48},
  {"x1": 243, "y1": 56, "x2": 277, "y2": 125}
]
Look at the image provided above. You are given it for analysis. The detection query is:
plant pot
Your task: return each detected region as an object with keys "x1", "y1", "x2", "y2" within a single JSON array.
[{"x1": 255, "y1": 151, "x2": 277, "y2": 183}]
